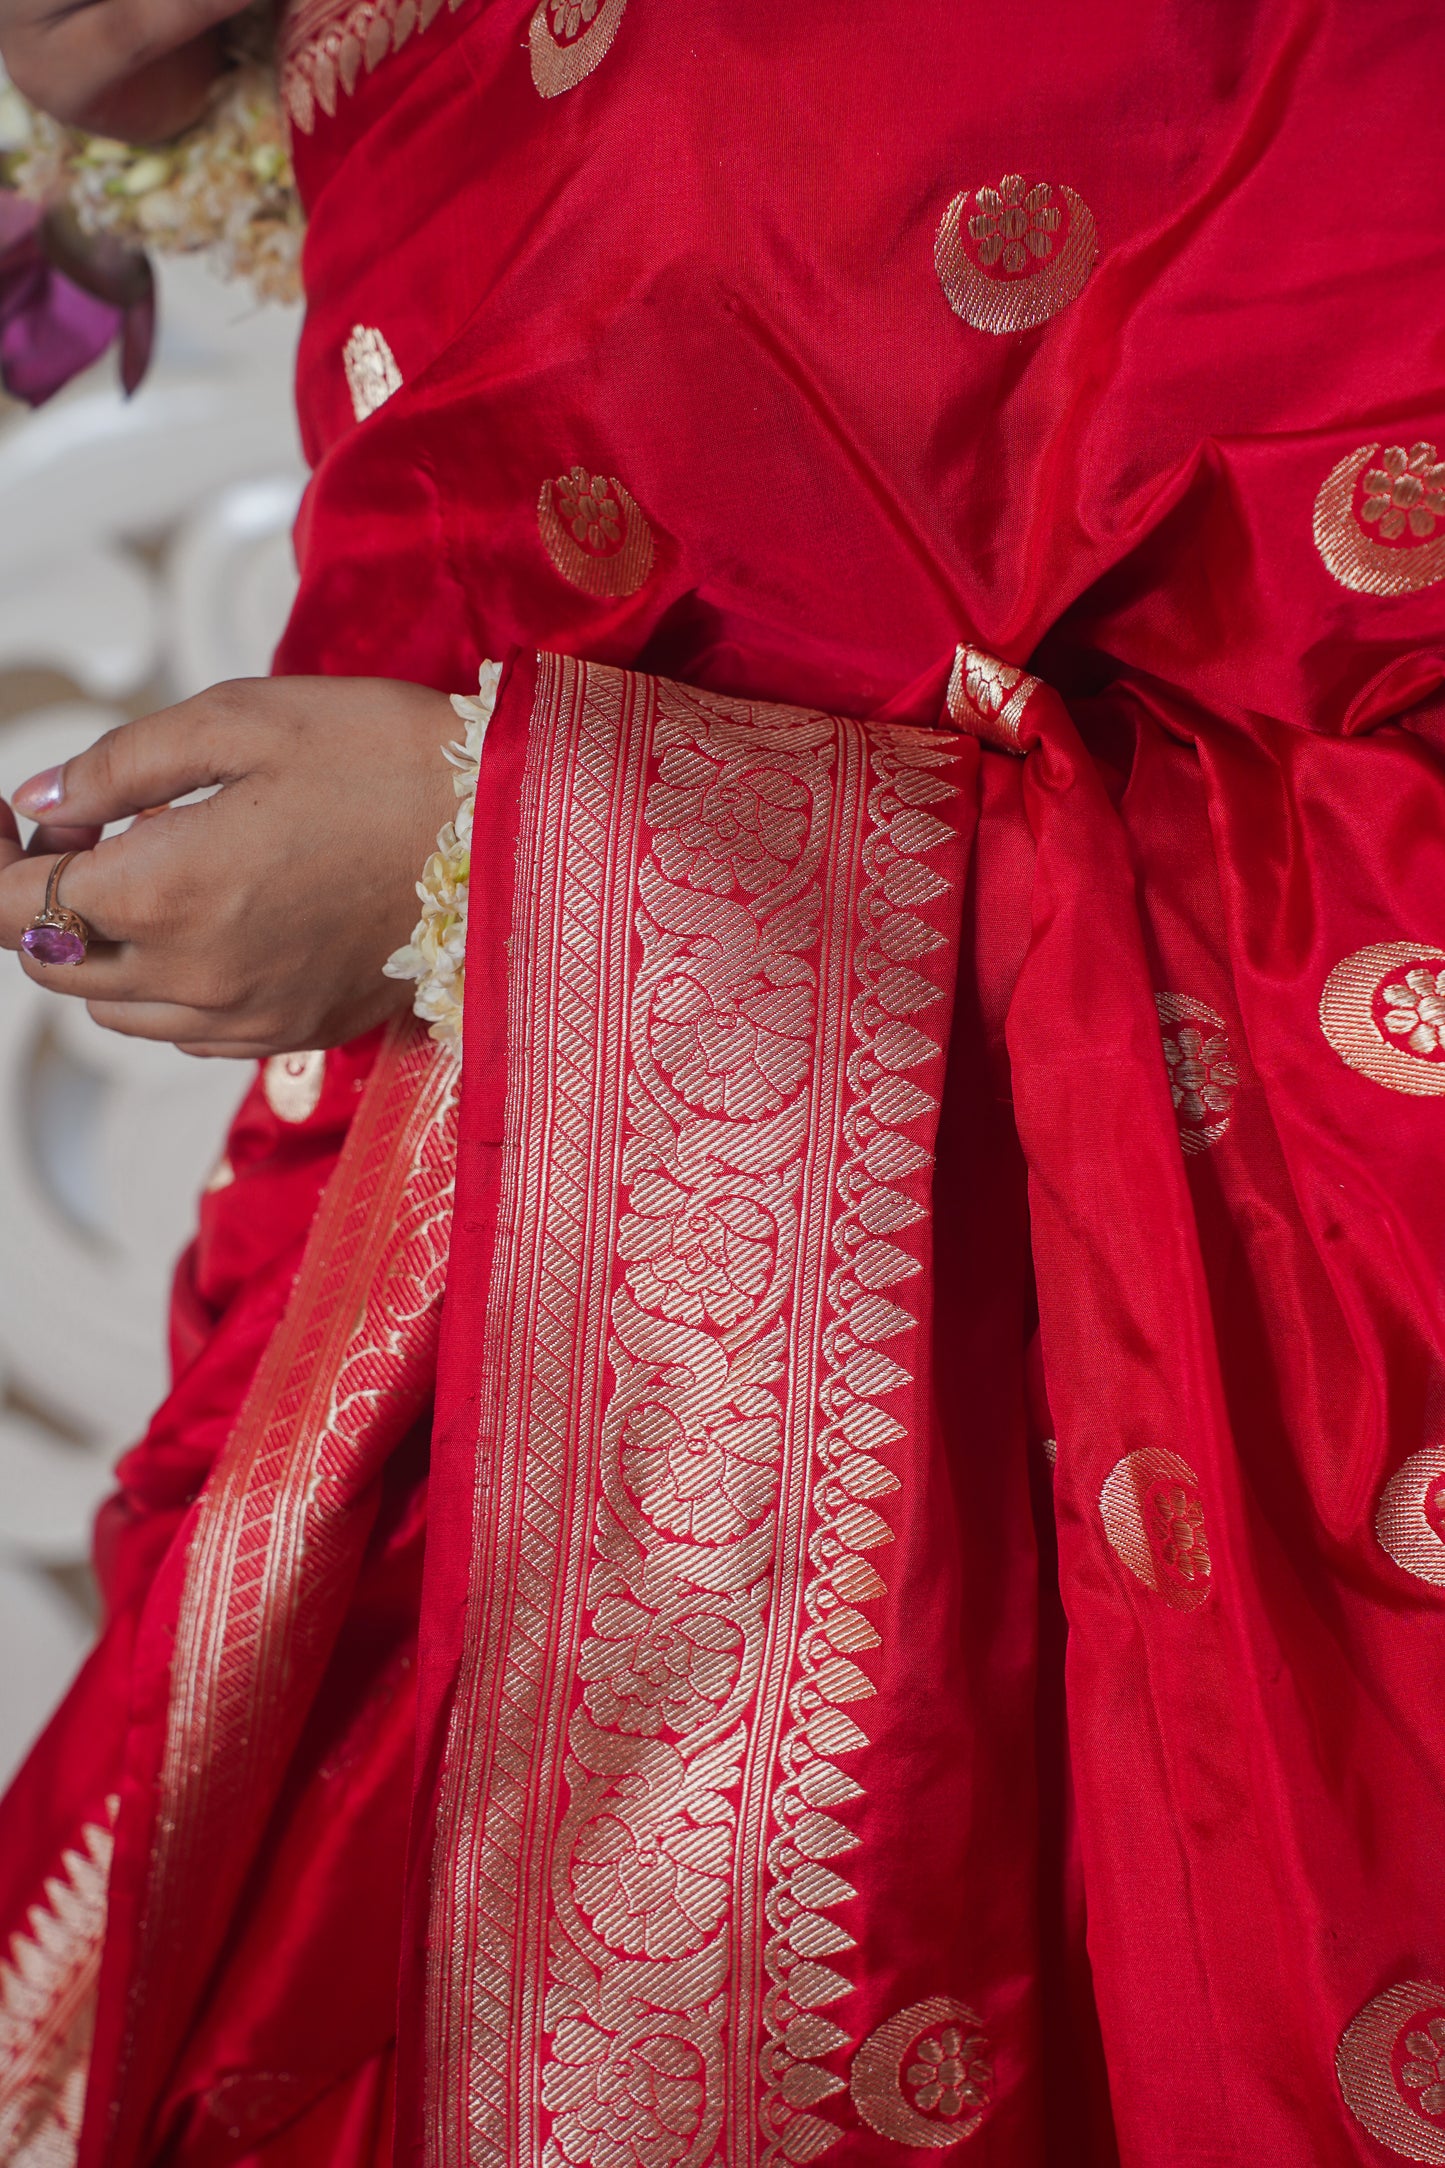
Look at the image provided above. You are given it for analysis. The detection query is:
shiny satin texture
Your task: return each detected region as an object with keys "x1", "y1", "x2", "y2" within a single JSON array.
[
  {"x1": 277, "y1": 0, "x2": 1445, "y2": 731},
  {"x1": 0, "y1": 4, "x2": 1443, "y2": 2165}
]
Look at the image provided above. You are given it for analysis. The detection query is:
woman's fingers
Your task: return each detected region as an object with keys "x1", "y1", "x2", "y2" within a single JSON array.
[
  {"x1": 4, "y1": 673, "x2": 453, "y2": 1056},
  {"x1": 1, "y1": 822, "x2": 277, "y2": 1020},
  {"x1": 0, "y1": 835, "x2": 195, "y2": 1006},
  {"x1": 26, "y1": 822, "x2": 104, "y2": 858},
  {"x1": 71, "y1": 0, "x2": 250, "y2": 65},
  {"x1": 176, "y1": 1041, "x2": 282, "y2": 1061},
  {"x1": 1, "y1": 0, "x2": 239, "y2": 137},
  {"x1": 0, "y1": 841, "x2": 126, "y2": 951},
  {"x1": 11, "y1": 683, "x2": 254, "y2": 827},
  {"x1": 86, "y1": 1007, "x2": 276, "y2": 1058},
  {"x1": 1, "y1": 776, "x2": 267, "y2": 1011},
  {"x1": 85, "y1": 999, "x2": 226, "y2": 1043}
]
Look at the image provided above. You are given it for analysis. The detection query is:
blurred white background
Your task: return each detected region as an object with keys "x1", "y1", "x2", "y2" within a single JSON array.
[{"x1": 0, "y1": 255, "x2": 304, "y2": 1786}]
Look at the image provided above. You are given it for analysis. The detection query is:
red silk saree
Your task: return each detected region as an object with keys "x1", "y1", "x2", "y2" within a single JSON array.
[{"x1": 5, "y1": 4, "x2": 1445, "y2": 2164}]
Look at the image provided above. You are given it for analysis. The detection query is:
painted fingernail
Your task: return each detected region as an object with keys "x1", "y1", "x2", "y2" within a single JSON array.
[{"x1": 13, "y1": 767, "x2": 64, "y2": 817}]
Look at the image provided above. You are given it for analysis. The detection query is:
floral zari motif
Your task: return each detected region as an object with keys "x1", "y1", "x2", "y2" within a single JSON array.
[
  {"x1": 851, "y1": 1995, "x2": 993, "y2": 2149},
  {"x1": 1338, "y1": 1981, "x2": 1445, "y2": 2162},
  {"x1": 1099, "y1": 1447, "x2": 1213, "y2": 1612},
  {"x1": 1154, "y1": 993, "x2": 1239, "y2": 1156},
  {"x1": 529, "y1": 0, "x2": 629, "y2": 96},
  {"x1": 539, "y1": 464, "x2": 657, "y2": 600},
  {"x1": 429, "y1": 659, "x2": 966, "y2": 2165},
  {"x1": 263, "y1": 1047, "x2": 328, "y2": 1122},
  {"x1": 1376, "y1": 1442, "x2": 1445, "y2": 1589},
  {"x1": 1320, "y1": 942, "x2": 1445, "y2": 1097},
  {"x1": 1313, "y1": 439, "x2": 1445, "y2": 596},
  {"x1": 342, "y1": 326, "x2": 403, "y2": 424},
  {"x1": 935, "y1": 174, "x2": 1097, "y2": 336}
]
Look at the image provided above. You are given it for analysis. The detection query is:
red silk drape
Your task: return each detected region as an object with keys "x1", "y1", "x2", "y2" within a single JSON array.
[{"x1": 2, "y1": 4, "x2": 1445, "y2": 2165}]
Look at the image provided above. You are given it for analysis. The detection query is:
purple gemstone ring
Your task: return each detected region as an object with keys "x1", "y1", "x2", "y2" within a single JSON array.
[{"x1": 20, "y1": 852, "x2": 92, "y2": 968}]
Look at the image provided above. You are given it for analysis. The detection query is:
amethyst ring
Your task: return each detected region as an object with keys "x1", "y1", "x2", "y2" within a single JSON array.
[{"x1": 20, "y1": 853, "x2": 92, "y2": 968}]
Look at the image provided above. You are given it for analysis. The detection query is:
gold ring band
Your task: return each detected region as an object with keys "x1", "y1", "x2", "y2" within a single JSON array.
[{"x1": 20, "y1": 851, "x2": 93, "y2": 968}]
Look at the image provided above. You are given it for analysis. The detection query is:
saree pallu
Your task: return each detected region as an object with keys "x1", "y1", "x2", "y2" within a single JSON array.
[
  {"x1": 416, "y1": 650, "x2": 1445, "y2": 2168},
  {"x1": 3, "y1": 1, "x2": 1445, "y2": 2162},
  {"x1": 8, "y1": 642, "x2": 1442, "y2": 2168}
]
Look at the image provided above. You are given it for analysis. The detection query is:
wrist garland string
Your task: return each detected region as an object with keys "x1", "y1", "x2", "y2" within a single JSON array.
[{"x1": 384, "y1": 662, "x2": 503, "y2": 1058}]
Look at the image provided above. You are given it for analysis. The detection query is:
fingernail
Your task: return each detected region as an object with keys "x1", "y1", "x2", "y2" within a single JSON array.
[{"x1": 13, "y1": 767, "x2": 64, "y2": 817}]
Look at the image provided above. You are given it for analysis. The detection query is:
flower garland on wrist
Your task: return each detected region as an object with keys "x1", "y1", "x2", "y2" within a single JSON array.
[{"x1": 384, "y1": 662, "x2": 503, "y2": 1058}]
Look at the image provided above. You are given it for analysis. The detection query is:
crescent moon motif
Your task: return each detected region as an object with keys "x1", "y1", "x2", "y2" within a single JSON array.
[
  {"x1": 935, "y1": 177, "x2": 1097, "y2": 336},
  {"x1": 1377, "y1": 1443, "x2": 1445, "y2": 1588},
  {"x1": 529, "y1": 0, "x2": 629, "y2": 96},
  {"x1": 1098, "y1": 1447, "x2": 1212, "y2": 1611},
  {"x1": 1338, "y1": 1980, "x2": 1445, "y2": 2162},
  {"x1": 1313, "y1": 444, "x2": 1445, "y2": 596},
  {"x1": 850, "y1": 1994, "x2": 993, "y2": 2149},
  {"x1": 1319, "y1": 943, "x2": 1445, "y2": 1098},
  {"x1": 1154, "y1": 992, "x2": 1238, "y2": 1157},
  {"x1": 537, "y1": 465, "x2": 657, "y2": 599}
]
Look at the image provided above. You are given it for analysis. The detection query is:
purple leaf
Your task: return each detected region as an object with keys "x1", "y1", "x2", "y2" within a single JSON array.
[
  {"x1": 0, "y1": 191, "x2": 157, "y2": 405},
  {"x1": 119, "y1": 283, "x2": 156, "y2": 397}
]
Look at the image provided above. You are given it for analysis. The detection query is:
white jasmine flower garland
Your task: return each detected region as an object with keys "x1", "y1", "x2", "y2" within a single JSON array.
[
  {"x1": 3, "y1": 36, "x2": 303, "y2": 305},
  {"x1": 384, "y1": 661, "x2": 502, "y2": 1056}
]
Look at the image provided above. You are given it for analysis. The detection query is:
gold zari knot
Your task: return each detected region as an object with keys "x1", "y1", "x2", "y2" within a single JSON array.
[{"x1": 945, "y1": 645, "x2": 1041, "y2": 751}]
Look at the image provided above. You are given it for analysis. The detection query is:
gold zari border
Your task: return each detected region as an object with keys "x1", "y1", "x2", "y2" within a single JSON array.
[
  {"x1": 0, "y1": 1806, "x2": 116, "y2": 2168},
  {"x1": 114, "y1": 1020, "x2": 458, "y2": 2146},
  {"x1": 428, "y1": 659, "x2": 963, "y2": 2166},
  {"x1": 281, "y1": 0, "x2": 465, "y2": 134}
]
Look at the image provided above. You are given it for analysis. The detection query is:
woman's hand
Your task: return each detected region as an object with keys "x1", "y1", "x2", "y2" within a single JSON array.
[
  {"x1": 0, "y1": 676, "x2": 460, "y2": 1058},
  {"x1": 0, "y1": 0, "x2": 244, "y2": 141}
]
